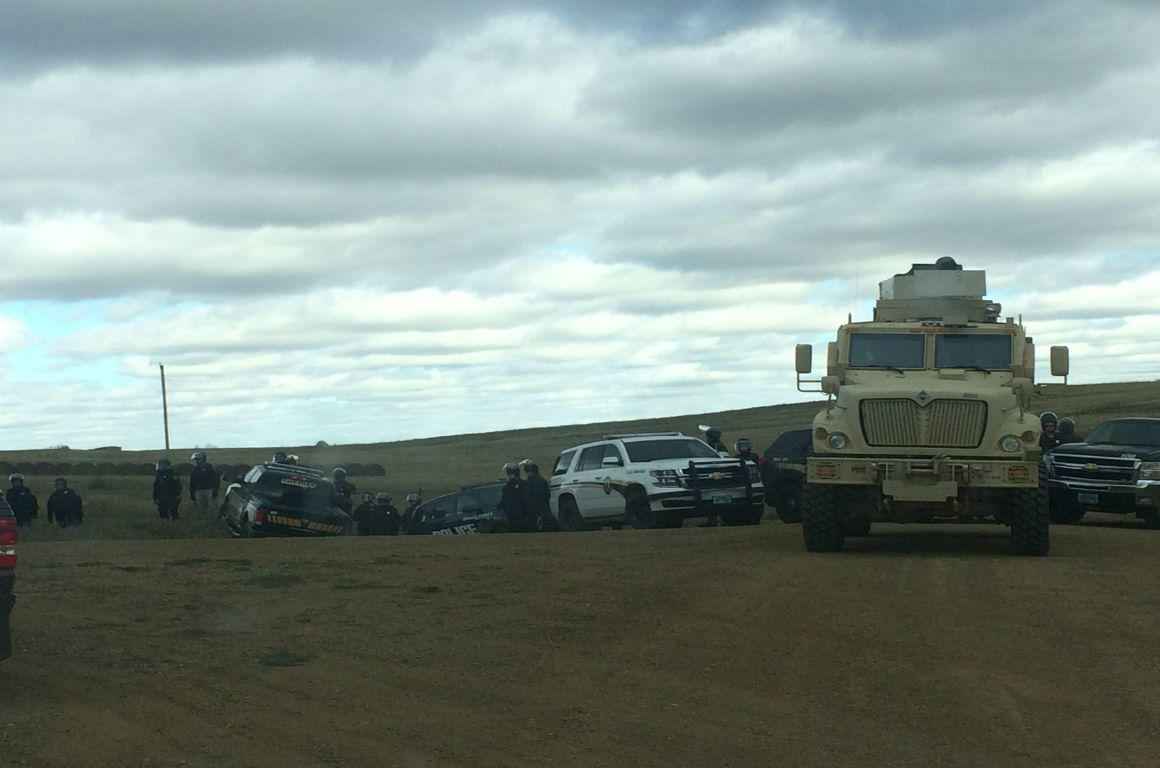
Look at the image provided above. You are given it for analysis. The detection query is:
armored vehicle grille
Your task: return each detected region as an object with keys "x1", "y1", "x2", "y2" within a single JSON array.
[{"x1": 860, "y1": 399, "x2": 987, "y2": 449}]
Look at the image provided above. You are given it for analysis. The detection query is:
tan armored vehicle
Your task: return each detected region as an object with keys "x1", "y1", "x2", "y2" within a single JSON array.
[{"x1": 794, "y1": 258, "x2": 1070, "y2": 555}]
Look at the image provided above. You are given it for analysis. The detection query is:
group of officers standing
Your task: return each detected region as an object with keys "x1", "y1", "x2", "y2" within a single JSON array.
[{"x1": 4, "y1": 474, "x2": 84, "y2": 528}]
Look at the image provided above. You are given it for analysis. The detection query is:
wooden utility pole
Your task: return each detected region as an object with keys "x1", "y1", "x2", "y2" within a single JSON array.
[{"x1": 160, "y1": 364, "x2": 171, "y2": 451}]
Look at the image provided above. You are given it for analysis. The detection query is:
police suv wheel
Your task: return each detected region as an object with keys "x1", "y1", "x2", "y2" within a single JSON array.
[
  {"x1": 558, "y1": 497, "x2": 583, "y2": 532},
  {"x1": 626, "y1": 489, "x2": 656, "y2": 529}
]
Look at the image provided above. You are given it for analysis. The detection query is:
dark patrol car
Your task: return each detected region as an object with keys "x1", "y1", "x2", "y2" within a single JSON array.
[
  {"x1": 1, "y1": 495, "x2": 15, "y2": 661},
  {"x1": 761, "y1": 429, "x2": 812, "y2": 524},
  {"x1": 1044, "y1": 418, "x2": 1160, "y2": 527},
  {"x1": 221, "y1": 463, "x2": 352, "y2": 537},
  {"x1": 407, "y1": 482, "x2": 508, "y2": 535}
]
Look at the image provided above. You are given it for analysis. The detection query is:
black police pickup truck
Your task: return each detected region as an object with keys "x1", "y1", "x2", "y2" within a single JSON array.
[
  {"x1": 221, "y1": 463, "x2": 352, "y2": 537},
  {"x1": 407, "y1": 482, "x2": 508, "y2": 535},
  {"x1": 1, "y1": 495, "x2": 16, "y2": 661},
  {"x1": 1044, "y1": 418, "x2": 1160, "y2": 527}
]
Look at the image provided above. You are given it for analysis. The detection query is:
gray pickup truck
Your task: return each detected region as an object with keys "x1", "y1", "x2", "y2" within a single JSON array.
[{"x1": 1, "y1": 495, "x2": 15, "y2": 660}]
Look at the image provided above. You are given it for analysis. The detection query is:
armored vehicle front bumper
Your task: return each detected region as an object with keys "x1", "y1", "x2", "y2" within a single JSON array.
[{"x1": 808, "y1": 456, "x2": 1039, "y2": 502}]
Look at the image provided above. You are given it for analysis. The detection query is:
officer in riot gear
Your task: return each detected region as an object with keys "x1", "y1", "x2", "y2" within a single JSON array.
[
  {"x1": 500, "y1": 463, "x2": 531, "y2": 532},
  {"x1": 1040, "y1": 411, "x2": 1061, "y2": 451},
  {"x1": 702, "y1": 426, "x2": 726, "y2": 453},
  {"x1": 152, "y1": 459, "x2": 183, "y2": 520},
  {"x1": 189, "y1": 451, "x2": 221, "y2": 514},
  {"x1": 47, "y1": 478, "x2": 84, "y2": 528},
  {"x1": 6, "y1": 474, "x2": 39, "y2": 528},
  {"x1": 331, "y1": 467, "x2": 356, "y2": 514},
  {"x1": 1057, "y1": 417, "x2": 1078, "y2": 445},
  {"x1": 523, "y1": 461, "x2": 556, "y2": 532}
]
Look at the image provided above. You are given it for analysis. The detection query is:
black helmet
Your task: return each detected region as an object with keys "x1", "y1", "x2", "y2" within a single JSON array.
[
  {"x1": 1040, "y1": 411, "x2": 1059, "y2": 427},
  {"x1": 735, "y1": 437, "x2": 753, "y2": 454},
  {"x1": 156, "y1": 458, "x2": 171, "y2": 471},
  {"x1": 503, "y1": 463, "x2": 520, "y2": 479},
  {"x1": 524, "y1": 461, "x2": 540, "y2": 475},
  {"x1": 1058, "y1": 417, "x2": 1076, "y2": 439},
  {"x1": 191, "y1": 451, "x2": 208, "y2": 465},
  {"x1": 8, "y1": 473, "x2": 24, "y2": 485},
  {"x1": 333, "y1": 467, "x2": 348, "y2": 480},
  {"x1": 273, "y1": 452, "x2": 288, "y2": 464}
]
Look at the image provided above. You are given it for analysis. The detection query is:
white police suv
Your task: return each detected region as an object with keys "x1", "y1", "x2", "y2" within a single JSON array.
[{"x1": 549, "y1": 432, "x2": 764, "y2": 530}]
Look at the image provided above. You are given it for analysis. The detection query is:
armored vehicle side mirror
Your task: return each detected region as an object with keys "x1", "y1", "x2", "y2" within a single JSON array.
[
  {"x1": 1050, "y1": 346, "x2": 1070, "y2": 380},
  {"x1": 795, "y1": 344, "x2": 813, "y2": 374}
]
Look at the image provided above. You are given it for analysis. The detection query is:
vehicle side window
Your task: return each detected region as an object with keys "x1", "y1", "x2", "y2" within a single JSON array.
[
  {"x1": 553, "y1": 450, "x2": 576, "y2": 476},
  {"x1": 431, "y1": 498, "x2": 453, "y2": 518},
  {"x1": 457, "y1": 493, "x2": 485, "y2": 516},
  {"x1": 602, "y1": 444, "x2": 625, "y2": 467},
  {"x1": 577, "y1": 446, "x2": 607, "y2": 471}
]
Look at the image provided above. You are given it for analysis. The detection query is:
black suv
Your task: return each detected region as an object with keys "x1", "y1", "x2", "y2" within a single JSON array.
[
  {"x1": 407, "y1": 482, "x2": 508, "y2": 535},
  {"x1": 221, "y1": 463, "x2": 352, "y2": 537},
  {"x1": 762, "y1": 429, "x2": 812, "y2": 523},
  {"x1": 1044, "y1": 418, "x2": 1160, "y2": 527},
  {"x1": 1, "y1": 495, "x2": 15, "y2": 661}
]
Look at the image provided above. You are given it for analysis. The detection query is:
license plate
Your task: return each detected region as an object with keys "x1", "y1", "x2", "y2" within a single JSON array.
[
  {"x1": 1077, "y1": 492, "x2": 1099, "y2": 505},
  {"x1": 712, "y1": 495, "x2": 733, "y2": 505}
]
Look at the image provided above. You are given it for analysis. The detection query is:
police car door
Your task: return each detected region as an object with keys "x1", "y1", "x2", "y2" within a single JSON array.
[{"x1": 571, "y1": 445, "x2": 611, "y2": 520}]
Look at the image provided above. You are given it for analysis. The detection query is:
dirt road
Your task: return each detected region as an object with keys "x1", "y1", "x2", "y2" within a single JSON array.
[{"x1": 3, "y1": 519, "x2": 1158, "y2": 767}]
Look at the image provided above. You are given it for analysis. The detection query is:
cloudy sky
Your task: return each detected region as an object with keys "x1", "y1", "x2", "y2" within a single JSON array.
[{"x1": 1, "y1": 1, "x2": 1158, "y2": 450}]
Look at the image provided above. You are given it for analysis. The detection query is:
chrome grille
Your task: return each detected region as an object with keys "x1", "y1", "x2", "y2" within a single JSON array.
[
  {"x1": 860, "y1": 399, "x2": 987, "y2": 448},
  {"x1": 1051, "y1": 454, "x2": 1137, "y2": 485}
]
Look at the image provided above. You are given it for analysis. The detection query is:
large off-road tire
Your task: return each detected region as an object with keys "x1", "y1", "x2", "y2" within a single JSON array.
[
  {"x1": 625, "y1": 488, "x2": 657, "y2": 529},
  {"x1": 776, "y1": 484, "x2": 803, "y2": 524},
  {"x1": 843, "y1": 515, "x2": 872, "y2": 537},
  {"x1": 801, "y1": 483, "x2": 844, "y2": 552},
  {"x1": 1049, "y1": 490, "x2": 1085, "y2": 525},
  {"x1": 1141, "y1": 509, "x2": 1160, "y2": 530},
  {"x1": 558, "y1": 497, "x2": 584, "y2": 532},
  {"x1": 1010, "y1": 484, "x2": 1051, "y2": 556}
]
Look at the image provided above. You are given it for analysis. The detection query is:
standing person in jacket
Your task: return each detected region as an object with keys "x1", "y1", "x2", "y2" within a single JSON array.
[
  {"x1": 6, "y1": 474, "x2": 39, "y2": 528},
  {"x1": 1057, "y1": 417, "x2": 1079, "y2": 444},
  {"x1": 1039, "y1": 411, "x2": 1061, "y2": 451},
  {"x1": 153, "y1": 459, "x2": 183, "y2": 520},
  {"x1": 331, "y1": 467, "x2": 356, "y2": 514},
  {"x1": 47, "y1": 478, "x2": 84, "y2": 528},
  {"x1": 522, "y1": 461, "x2": 556, "y2": 532},
  {"x1": 189, "y1": 451, "x2": 220, "y2": 515},
  {"x1": 500, "y1": 463, "x2": 531, "y2": 532}
]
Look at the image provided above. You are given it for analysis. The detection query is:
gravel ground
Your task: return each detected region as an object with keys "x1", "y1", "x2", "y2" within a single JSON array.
[{"x1": 2, "y1": 517, "x2": 1158, "y2": 767}]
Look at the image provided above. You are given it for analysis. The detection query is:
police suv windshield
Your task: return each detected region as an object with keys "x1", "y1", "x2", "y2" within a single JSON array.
[
  {"x1": 935, "y1": 334, "x2": 1012, "y2": 370},
  {"x1": 1084, "y1": 420, "x2": 1160, "y2": 446},
  {"x1": 849, "y1": 333, "x2": 924, "y2": 369},
  {"x1": 624, "y1": 439, "x2": 721, "y2": 462}
]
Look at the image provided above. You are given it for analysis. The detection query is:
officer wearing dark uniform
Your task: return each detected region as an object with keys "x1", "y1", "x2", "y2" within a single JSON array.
[
  {"x1": 523, "y1": 461, "x2": 556, "y2": 532},
  {"x1": 703, "y1": 426, "x2": 727, "y2": 453},
  {"x1": 331, "y1": 467, "x2": 356, "y2": 514},
  {"x1": 500, "y1": 463, "x2": 532, "y2": 532},
  {"x1": 1040, "y1": 411, "x2": 1061, "y2": 451},
  {"x1": 402, "y1": 493, "x2": 422, "y2": 533},
  {"x1": 6, "y1": 474, "x2": 39, "y2": 528},
  {"x1": 352, "y1": 492, "x2": 399, "y2": 536},
  {"x1": 1057, "y1": 417, "x2": 1079, "y2": 444},
  {"x1": 47, "y1": 478, "x2": 84, "y2": 528},
  {"x1": 734, "y1": 437, "x2": 760, "y2": 464},
  {"x1": 189, "y1": 451, "x2": 221, "y2": 514},
  {"x1": 153, "y1": 459, "x2": 183, "y2": 520}
]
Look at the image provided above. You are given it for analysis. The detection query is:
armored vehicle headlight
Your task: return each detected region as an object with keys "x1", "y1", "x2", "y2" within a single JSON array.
[
  {"x1": 828, "y1": 432, "x2": 849, "y2": 450},
  {"x1": 1138, "y1": 462, "x2": 1160, "y2": 482},
  {"x1": 1000, "y1": 435, "x2": 1022, "y2": 453}
]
